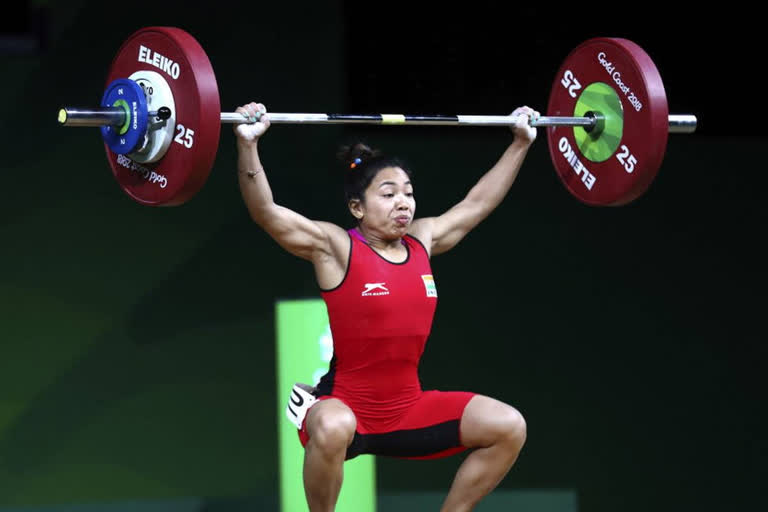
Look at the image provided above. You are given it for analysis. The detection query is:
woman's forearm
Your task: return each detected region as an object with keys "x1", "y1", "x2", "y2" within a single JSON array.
[{"x1": 237, "y1": 139, "x2": 276, "y2": 221}]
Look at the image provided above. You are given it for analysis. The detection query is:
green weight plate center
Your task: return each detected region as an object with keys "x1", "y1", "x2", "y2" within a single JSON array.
[{"x1": 572, "y1": 82, "x2": 623, "y2": 163}]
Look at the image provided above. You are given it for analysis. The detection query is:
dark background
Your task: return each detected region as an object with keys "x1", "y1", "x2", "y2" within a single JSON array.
[{"x1": 1, "y1": 1, "x2": 765, "y2": 511}]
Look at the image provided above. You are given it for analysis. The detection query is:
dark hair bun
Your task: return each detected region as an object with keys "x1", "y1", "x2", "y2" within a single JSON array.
[{"x1": 337, "y1": 143, "x2": 381, "y2": 170}]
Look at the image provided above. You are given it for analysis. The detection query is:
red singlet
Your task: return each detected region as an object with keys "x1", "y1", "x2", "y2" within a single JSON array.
[{"x1": 299, "y1": 229, "x2": 475, "y2": 460}]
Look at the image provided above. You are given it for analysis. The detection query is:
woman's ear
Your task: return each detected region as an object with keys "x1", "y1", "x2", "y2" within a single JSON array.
[{"x1": 348, "y1": 199, "x2": 364, "y2": 220}]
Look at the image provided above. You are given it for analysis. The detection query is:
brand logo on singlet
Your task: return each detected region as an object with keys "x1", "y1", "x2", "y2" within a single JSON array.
[
  {"x1": 361, "y1": 283, "x2": 389, "y2": 296},
  {"x1": 421, "y1": 275, "x2": 437, "y2": 297}
]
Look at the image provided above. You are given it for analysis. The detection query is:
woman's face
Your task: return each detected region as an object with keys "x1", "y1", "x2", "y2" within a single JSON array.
[{"x1": 351, "y1": 167, "x2": 415, "y2": 238}]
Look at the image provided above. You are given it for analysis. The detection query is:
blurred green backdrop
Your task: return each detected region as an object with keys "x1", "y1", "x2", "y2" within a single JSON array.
[{"x1": 0, "y1": 2, "x2": 763, "y2": 511}]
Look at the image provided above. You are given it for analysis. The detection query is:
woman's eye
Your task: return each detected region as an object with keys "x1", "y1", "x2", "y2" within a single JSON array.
[
  {"x1": 384, "y1": 193, "x2": 394, "y2": 197},
  {"x1": 406, "y1": 192, "x2": 414, "y2": 197}
]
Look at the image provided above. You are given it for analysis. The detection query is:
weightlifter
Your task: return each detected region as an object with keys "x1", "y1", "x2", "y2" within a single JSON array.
[{"x1": 234, "y1": 101, "x2": 539, "y2": 512}]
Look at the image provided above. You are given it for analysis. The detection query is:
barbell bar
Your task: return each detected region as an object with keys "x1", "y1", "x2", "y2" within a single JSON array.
[
  {"x1": 56, "y1": 26, "x2": 698, "y2": 207},
  {"x1": 60, "y1": 107, "x2": 697, "y2": 132}
]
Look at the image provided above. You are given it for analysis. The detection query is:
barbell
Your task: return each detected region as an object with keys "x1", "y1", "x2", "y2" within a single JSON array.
[{"x1": 57, "y1": 26, "x2": 697, "y2": 207}]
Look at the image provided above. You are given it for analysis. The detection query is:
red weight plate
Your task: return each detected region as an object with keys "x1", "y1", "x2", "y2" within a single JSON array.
[
  {"x1": 104, "y1": 26, "x2": 221, "y2": 206},
  {"x1": 546, "y1": 38, "x2": 669, "y2": 206}
]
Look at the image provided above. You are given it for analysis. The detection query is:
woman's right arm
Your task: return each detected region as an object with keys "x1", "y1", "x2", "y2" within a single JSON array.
[{"x1": 235, "y1": 102, "x2": 346, "y2": 263}]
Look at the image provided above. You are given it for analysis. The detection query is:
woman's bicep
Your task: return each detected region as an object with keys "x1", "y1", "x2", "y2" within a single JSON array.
[
  {"x1": 425, "y1": 199, "x2": 486, "y2": 255},
  {"x1": 254, "y1": 204, "x2": 336, "y2": 261}
]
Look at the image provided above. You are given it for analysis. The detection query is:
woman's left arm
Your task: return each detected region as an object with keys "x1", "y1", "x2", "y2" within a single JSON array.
[{"x1": 409, "y1": 106, "x2": 539, "y2": 256}]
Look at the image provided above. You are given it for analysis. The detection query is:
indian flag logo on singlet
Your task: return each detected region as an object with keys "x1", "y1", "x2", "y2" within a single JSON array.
[{"x1": 421, "y1": 275, "x2": 437, "y2": 297}]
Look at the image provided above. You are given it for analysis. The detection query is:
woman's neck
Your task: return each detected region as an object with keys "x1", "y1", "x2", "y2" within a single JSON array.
[{"x1": 355, "y1": 225, "x2": 404, "y2": 252}]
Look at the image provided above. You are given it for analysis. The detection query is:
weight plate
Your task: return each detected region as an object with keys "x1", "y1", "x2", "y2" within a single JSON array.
[
  {"x1": 546, "y1": 38, "x2": 669, "y2": 206},
  {"x1": 104, "y1": 26, "x2": 221, "y2": 206},
  {"x1": 100, "y1": 78, "x2": 148, "y2": 154}
]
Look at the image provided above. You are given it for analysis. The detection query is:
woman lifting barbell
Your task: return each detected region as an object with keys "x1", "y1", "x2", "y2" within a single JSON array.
[{"x1": 234, "y1": 100, "x2": 538, "y2": 512}]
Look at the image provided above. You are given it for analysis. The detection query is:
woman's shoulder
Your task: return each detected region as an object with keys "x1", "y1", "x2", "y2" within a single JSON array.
[
  {"x1": 404, "y1": 232, "x2": 430, "y2": 258},
  {"x1": 406, "y1": 219, "x2": 433, "y2": 258},
  {"x1": 311, "y1": 221, "x2": 353, "y2": 260}
]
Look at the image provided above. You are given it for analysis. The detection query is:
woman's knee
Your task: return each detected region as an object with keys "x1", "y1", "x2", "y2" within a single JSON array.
[
  {"x1": 499, "y1": 406, "x2": 527, "y2": 448},
  {"x1": 462, "y1": 396, "x2": 527, "y2": 449},
  {"x1": 306, "y1": 401, "x2": 357, "y2": 453}
]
